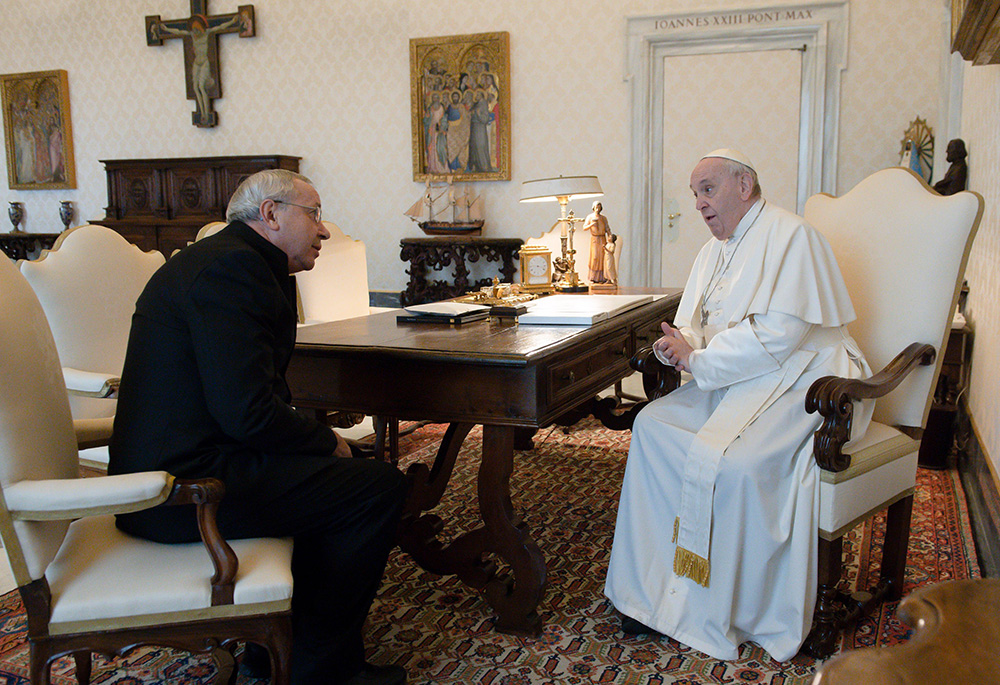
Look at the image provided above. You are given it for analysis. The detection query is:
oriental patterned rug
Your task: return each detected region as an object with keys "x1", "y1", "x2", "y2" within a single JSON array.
[{"x1": 0, "y1": 420, "x2": 979, "y2": 684}]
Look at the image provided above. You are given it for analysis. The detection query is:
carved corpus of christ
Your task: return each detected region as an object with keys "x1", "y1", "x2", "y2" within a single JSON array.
[{"x1": 146, "y1": 1, "x2": 255, "y2": 128}]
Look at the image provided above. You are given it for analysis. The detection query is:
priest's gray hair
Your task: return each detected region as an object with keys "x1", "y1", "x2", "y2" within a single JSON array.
[
  {"x1": 718, "y1": 158, "x2": 762, "y2": 199},
  {"x1": 226, "y1": 169, "x2": 313, "y2": 223}
]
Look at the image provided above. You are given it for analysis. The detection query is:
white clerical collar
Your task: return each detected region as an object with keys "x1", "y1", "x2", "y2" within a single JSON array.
[{"x1": 726, "y1": 198, "x2": 765, "y2": 245}]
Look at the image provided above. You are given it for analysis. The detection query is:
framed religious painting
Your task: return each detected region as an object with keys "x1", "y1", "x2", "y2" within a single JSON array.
[
  {"x1": 410, "y1": 31, "x2": 511, "y2": 182},
  {"x1": 1, "y1": 69, "x2": 76, "y2": 190}
]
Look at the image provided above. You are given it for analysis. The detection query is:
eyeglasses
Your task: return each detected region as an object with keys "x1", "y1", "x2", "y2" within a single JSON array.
[{"x1": 273, "y1": 200, "x2": 322, "y2": 223}]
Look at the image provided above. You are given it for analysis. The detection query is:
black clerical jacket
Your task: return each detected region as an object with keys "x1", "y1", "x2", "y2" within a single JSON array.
[{"x1": 109, "y1": 221, "x2": 338, "y2": 541}]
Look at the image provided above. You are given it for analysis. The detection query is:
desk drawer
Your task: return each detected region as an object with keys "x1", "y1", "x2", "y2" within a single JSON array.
[
  {"x1": 633, "y1": 306, "x2": 673, "y2": 350},
  {"x1": 548, "y1": 332, "x2": 630, "y2": 405}
]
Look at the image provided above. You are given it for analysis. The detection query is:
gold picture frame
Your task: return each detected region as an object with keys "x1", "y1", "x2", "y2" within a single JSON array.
[
  {"x1": 1, "y1": 69, "x2": 76, "y2": 190},
  {"x1": 410, "y1": 31, "x2": 510, "y2": 182}
]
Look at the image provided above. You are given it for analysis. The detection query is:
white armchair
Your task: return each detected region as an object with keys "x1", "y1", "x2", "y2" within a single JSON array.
[
  {"x1": 0, "y1": 255, "x2": 293, "y2": 685},
  {"x1": 296, "y1": 220, "x2": 389, "y2": 324},
  {"x1": 18, "y1": 225, "x2": 165, "y2": 469},
  {"x1": 799, "y1": 168, "x2": 982, "y2": 656},
  {"x1": 630, "y1": 168, "x2": 982, "y2": 659}
]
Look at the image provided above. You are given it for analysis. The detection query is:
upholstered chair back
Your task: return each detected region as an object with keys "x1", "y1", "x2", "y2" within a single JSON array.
[
  {"x1": 18, "y1": 225, "x2": 165, "y2": 420},
  {"x1": 804, "y1": 168, "x2": 981, "y2": 428},
  {"x1": 295, "y1": 220, "x2": 371, "y2": 324},
  {"x1": 195, "y1": 221, "x2": 227, "y2": 241},
  {"x1": 0, "y1": 257, "x2": 77, "y2": 584}
]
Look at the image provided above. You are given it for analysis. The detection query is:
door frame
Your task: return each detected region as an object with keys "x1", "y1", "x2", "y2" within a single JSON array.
[{"x1": 624, "y1": 1, "x2": 849, "y2": 287}]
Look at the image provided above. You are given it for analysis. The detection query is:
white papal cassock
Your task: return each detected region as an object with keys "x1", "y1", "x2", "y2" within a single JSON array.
[{"x1": 605, "y1": 199, "x2": 873, "y2": 661}]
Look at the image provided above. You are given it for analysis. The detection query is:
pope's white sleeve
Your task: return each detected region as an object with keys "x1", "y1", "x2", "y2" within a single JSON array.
[{"x1": 687, "y1": 311, "x2": 814, "y2": 390}]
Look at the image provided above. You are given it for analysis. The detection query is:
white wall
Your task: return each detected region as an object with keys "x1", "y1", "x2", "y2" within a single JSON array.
[
  {"x1": 960, "y1": 61, "x2": 1000, "y2": 483},
  {"x1": 0, "y1": 0, "x2": 946, "y2": 294}
]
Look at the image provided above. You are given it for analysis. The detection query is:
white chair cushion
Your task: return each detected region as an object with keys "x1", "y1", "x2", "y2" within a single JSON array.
[
  {"x1": 818, "y1": 421, "x2": 919, "y2": 539},
  {"x1": 46, "y1": 514, "x2": 293, "y2": 634}
]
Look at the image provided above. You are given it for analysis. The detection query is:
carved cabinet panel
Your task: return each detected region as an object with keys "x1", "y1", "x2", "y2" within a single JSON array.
[{"x1": 94, "y1": 155, "x2": 300, "y2": 257}]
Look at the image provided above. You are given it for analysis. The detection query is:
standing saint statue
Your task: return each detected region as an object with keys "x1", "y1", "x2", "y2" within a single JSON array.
[
  {"x1": 582, "y1": 201, "x2": 610, "y2": 283},
  {"x1": 604, "y1": 233, "x2": 619, "y2": 286}
]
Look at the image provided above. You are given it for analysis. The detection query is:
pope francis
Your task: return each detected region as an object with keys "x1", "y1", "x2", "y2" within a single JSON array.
[{"x1": 604, "y1": 149, "x2": 873, "y2": 661}]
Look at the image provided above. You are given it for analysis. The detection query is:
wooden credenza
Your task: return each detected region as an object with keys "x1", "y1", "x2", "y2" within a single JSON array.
[{"x1": 92, "y1": 154, "x2": 300, "y2": 257}]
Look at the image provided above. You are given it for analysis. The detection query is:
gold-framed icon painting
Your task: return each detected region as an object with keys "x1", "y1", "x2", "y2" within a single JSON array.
[
  {"x1": 1, "y1": 69, "x2": 76, "y2": 190},
  {"x1": 410, "y1": 31, "x2": 510, "y2": 182}
]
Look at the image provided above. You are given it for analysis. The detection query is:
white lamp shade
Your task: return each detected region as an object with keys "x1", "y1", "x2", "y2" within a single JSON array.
[{"x1": 519, "y1": 175, "x2": 603, "y2": 203}]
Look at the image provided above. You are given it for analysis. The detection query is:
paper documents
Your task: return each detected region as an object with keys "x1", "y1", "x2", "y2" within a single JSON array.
[
  {"x1": 398, "y1": 301, "x2": 490, "y2": 325},
  {"x1": 518, "y1": 294, "x2": 653, "y2": 325},
  {"x1": 403, "y1": 302, "x2": 490, "y2": 316}
]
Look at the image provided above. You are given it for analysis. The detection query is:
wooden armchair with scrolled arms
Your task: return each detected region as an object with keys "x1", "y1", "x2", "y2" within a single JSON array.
[
  {"x1": 628, "y1": 168, "x2": 983, "y2": 659},
  {"x1": 2, "y1": 254, "x2": 294, "y2": 685}
]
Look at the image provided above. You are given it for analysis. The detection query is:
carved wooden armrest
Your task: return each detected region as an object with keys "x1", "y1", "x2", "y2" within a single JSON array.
[
  {"x1": 806, "y1": 342, "x2": 936, "y2": 472},
  {"x1": 164, "y1": 478, "x2": 238, "y2": 606},
  {"x1": 629, "y1": 345, "x2": 681, "y2": 400}
]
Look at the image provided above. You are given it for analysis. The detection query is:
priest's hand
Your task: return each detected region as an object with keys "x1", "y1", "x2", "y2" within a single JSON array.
[{"x1": 653, "y1": 322, "x2": 693, "y2": 372}]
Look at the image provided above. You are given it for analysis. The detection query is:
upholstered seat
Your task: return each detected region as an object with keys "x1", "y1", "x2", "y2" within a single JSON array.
[
  {"x1": 0, "y1": 255, "x2": 293, "y2": 684},
  {"x1": 18, "y1": 225, "x2": 164, "y2": 469}
]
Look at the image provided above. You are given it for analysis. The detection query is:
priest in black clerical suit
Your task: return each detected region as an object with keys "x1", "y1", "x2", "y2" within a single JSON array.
[{"x1": 109, "y1": 169, "x2": 408, "y2": 685}]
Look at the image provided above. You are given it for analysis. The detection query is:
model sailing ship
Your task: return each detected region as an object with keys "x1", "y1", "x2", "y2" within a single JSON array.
[{"x1": 405, "y1": 175, "x2": 484, "y2": 236}]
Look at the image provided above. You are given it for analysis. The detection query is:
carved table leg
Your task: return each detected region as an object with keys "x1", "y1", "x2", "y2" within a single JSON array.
[
  {"x1": 479, "y1": 424, "x2": 546, "y2": 635},
  {"x1": 398, "y1": 422, "x2": 546, "y2": 636}
]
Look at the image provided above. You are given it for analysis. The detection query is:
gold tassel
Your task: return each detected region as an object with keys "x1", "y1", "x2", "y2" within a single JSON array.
[
  {"x1": 674, "y1": 545, "x2": 711, "y2": 587},
  {"x1": 672, "y1": 516, "x2": 679, "y2": 544}
]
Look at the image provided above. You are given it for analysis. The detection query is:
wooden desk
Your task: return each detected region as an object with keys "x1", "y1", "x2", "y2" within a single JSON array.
[{"x1": 288, "y1": 289, "x2": 681, "y2": 635}]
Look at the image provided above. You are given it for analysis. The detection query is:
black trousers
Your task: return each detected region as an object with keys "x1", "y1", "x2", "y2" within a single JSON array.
[{"x1": 120, "y1": 454, "x2": 407, "y2": 685}]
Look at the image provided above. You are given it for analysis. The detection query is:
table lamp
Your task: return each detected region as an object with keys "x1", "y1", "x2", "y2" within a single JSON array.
[{"x1": 519, "y1": 175, "x2": 603, "y2": 292}]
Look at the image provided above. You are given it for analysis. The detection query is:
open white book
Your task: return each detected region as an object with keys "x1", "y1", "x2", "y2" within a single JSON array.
[{"x1": 518, "y1": 294, "x2": 653, "y2": 326}]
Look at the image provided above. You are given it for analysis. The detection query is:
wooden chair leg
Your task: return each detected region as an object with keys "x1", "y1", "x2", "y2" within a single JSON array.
[
  {"x1": 30, "y1": 644, "x2": 53, "y2": 685},
  {"x1": 210, "y1": 645, "x2": 237, "y2": 685},
  {"x1": 268, "y1": 615, "x2": 294, "y2": 685},
  {"x1": 374, "y1": 415, "x2": 400, "y2": 464},
  {"x1": 803, "y1": 535, "x2": 843, "y2": 658},
  {"x1": 73, "y1": 651, "x2": 92, "y2": 685},
  {"x1": 880, "y1": 494, "x2": 914, "y2": 601}
]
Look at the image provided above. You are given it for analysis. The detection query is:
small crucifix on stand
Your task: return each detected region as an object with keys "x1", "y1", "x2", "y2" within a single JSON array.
[{"x1": 145, "y1": 1, "x2": 255, "y2": 128}]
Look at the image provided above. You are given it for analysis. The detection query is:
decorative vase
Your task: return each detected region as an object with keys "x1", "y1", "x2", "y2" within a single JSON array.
[
  {"x1": 8, "y1": 201, "x2": 24, "y2": 234},
  {"x1": 59, "y1": 200, "x2": 74, "y2": 232}
]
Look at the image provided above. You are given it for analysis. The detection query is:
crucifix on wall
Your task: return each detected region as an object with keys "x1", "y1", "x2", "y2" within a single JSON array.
[{"x1": 145, "y1": 1, "x2": 255, "y2": 128}]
